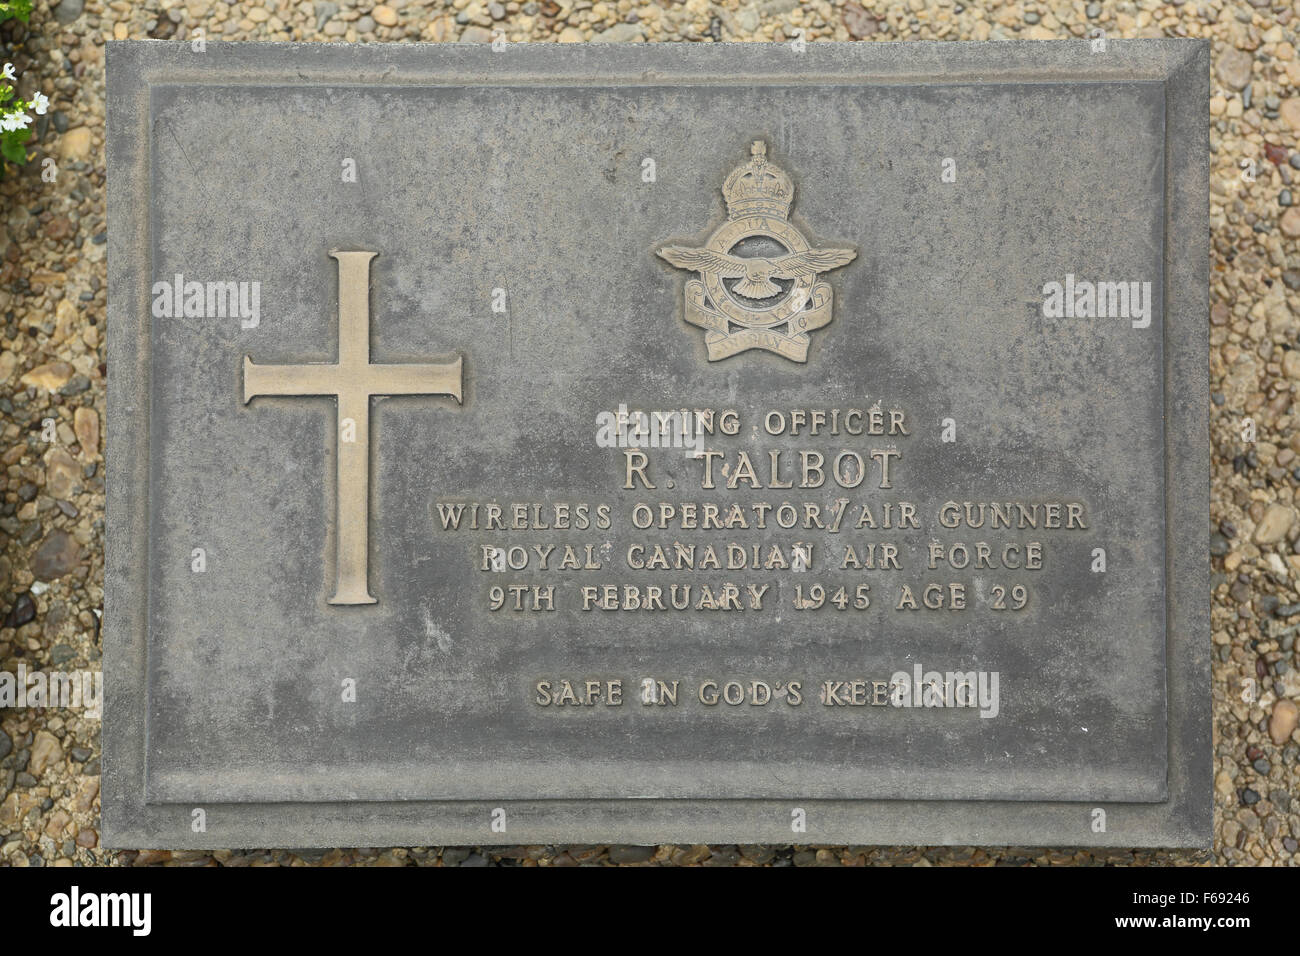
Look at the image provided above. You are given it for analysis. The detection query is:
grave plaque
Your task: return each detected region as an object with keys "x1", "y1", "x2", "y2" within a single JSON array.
[{"x1": 105, "y1": 39, "x2": 1210, "y2": 848}]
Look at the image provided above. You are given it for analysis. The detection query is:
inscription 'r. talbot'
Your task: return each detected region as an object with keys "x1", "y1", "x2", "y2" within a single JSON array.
[{"x1": 243, "y1": 251, "x2": 464, "y2": 606}]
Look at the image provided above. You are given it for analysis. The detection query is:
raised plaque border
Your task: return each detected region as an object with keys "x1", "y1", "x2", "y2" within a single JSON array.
[{"x1": 105, "y1": 39, "x2": 1209, "y2": 848}]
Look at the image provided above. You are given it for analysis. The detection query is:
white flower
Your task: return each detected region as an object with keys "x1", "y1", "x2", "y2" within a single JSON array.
[
  {"x1": 30, "y1": 92, "x2": 48, "y2": 115},
  {"x1": 1, "y1": 112, "x2": 31, "y2": 132},
  {"x1": 1, "y1": 63, "x2": 14, "y2": 82}
]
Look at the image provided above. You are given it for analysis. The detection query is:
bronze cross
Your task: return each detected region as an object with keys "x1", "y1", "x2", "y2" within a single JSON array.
[{"x1": 243, "y1": 250, "x2": 463, "y2": 605}]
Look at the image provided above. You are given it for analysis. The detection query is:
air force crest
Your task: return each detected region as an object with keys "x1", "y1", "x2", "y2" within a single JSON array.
[{"x1": 657, "y1": 140, "x2": 857, "y2": 363}]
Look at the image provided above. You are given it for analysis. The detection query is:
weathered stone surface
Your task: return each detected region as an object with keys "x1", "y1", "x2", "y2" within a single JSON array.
[
  {"x1": 592, "y1": 22, "x2": 643, "y2": 42},
  {"x1": 20, "y1": 361, "x2": 74, "y2": 391},
  {"x1": 54, "y1": 0, "x2": 83, "y2": 23},
  {"x1": 1281, "y1": 206, "x2": 1300, "y2": 239},
  {"x1": 1216, "y1": 47, "x2": 1253, "y2": 91},
  {"x1": 0, "y1": 792, "x2": 22, "y2": 828},
  {"x1": 31, "y1": 530, "x2": 83, "y2": 580},
  {"x1": 29, "y1": 731, "x2": 63, "y2": 777},
  {"x1": 104, "y1": 40, "x2": 1210, "y2": 850},
  {"x1": 1270, "y1": 699, "x2": 1299, "y2": 746},
  {"x1": 3, "y1": 593, "x2": 35, "y2": 629},
  {"x1": 1282, "y1": 98, "x2": 1300, "y2": 132},
  {"x1": 45, "y1": 448, "x2": 81, "y2": 500},
  {"x1": 74, "y1": 407, "x2": 100, "y2": 457},
  {"x1": 47, "y1": 216, "x2": 75, "y2": 241},
  {"x1": 1254, "y1": 504, "x2": 1294, "y2": 545},
  {"x1": 843, "y1": 1, "x2": 878, "y2": 38},
  {"x1": 58, "y1": 127, "x2": 93, "y2": 162}
]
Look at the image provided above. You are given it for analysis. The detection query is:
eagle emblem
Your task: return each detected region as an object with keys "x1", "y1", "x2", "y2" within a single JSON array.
[{"x1": 656, "y1": 140, "x2": 857, "y2": 363}]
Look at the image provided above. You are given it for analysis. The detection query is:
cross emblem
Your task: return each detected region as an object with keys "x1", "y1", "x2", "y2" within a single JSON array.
[{"x1": 243, "y1": 250, "x2": 464, "y2": 605}]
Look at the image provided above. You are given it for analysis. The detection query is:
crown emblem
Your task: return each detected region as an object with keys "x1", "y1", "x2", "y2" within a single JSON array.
[
  {"x1": 655, "y1": 140, "x2": 857, "y2": 363},
  {"x1": 722, "y1": 141, "x2": 794, "y2": 221}
]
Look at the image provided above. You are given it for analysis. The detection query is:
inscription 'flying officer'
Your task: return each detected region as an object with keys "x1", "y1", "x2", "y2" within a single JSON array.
[{"x1": 244, "y1": 250, "x2": 464, "y2": 606}]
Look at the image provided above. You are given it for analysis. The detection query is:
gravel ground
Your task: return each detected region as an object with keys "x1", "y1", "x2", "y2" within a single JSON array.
[{"x1": 0, "y1": 0, "x2": 1294, "y2": 867}]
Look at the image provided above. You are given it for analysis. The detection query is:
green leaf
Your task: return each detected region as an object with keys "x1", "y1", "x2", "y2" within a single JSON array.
[
  {"x1": 1, "y1": 128, "x2": 30, "y2": 164},
  {"x1": 0, "y1": 0, "x2": 34, "y2": 24}
]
